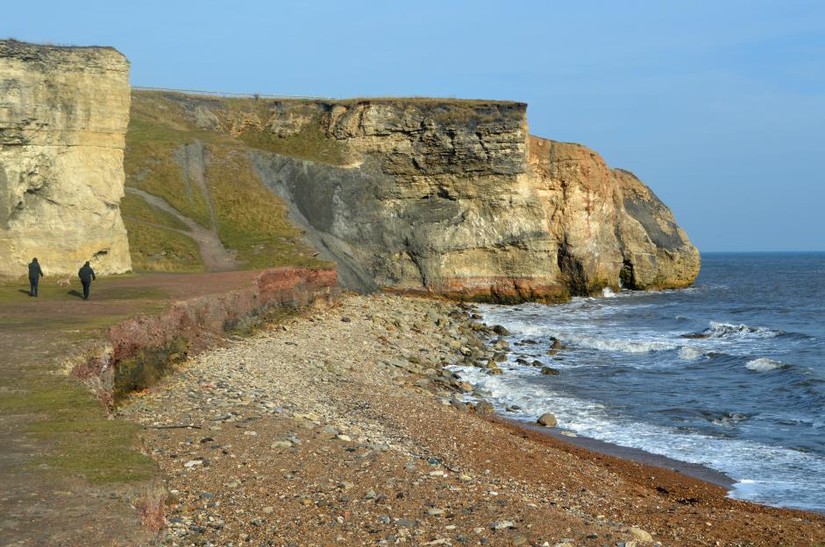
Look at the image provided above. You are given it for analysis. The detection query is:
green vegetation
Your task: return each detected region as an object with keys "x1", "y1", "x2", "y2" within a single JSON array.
[
  {"x1": 124, "y1": 137, "x2": 213, "y2": 229},
  {"x1": 113, "y1": 337, "x2": 189, "y2": 403},
  {"x1": 121, "y1": 190, "x2": 190, "y2": 231},
  {"x1": 123, "y1": 90, "x2": 334, "y2": 272},
  {"x1": 0, "y1": 376, "x2": 158, "y2": 483},
  {"x1": 239, "y1": 122, "x2": 348, "y2": 165},
  {"x1": 120, "y1": 192, "x2": 204, "y2": 272},
  {"x1": 205, "y1": 147, "x2": 327, "y2": 269}
]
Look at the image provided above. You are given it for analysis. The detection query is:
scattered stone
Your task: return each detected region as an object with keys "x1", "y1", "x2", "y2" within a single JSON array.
[
  {"x1": 537, "y1": 413, "x2": 557, "y2": 427},
  {"x1": 456, "y1": 381, "x2": 474, "y2": 392},
  {"x1": 486, "y1": 364, "x2": 503, "y2": 375},
  {"x1": 491, "y1": 520, "x2": 515, "y2": 530},
  {"x1": 540, "y1": 366, "x2": 560, "y2": 375},
  {"x1": 270, "y1": 440, "x2": 293, "y2": 449},
  {"x1": 492, "y1": 325, "x2": 510, "y2": 336},
  {"x1": 475, "y1": 401, "x2": 495, "y2": 416},
  {"x1": 629, "y1": 527, "x2": 654, "y2": 543}
]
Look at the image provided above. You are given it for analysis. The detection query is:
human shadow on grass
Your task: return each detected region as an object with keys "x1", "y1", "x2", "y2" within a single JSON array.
[
  {"x1": 67, "y1": 289, "x2": 84, "y2": 299},
  {"x1": 18, "y1": 289, "x2": 31, "y2": 296}
]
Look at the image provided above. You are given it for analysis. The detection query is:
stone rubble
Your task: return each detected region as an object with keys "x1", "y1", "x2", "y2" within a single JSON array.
[{"x1": 117, "y1": 293, "x2": 825, "y2": 546}]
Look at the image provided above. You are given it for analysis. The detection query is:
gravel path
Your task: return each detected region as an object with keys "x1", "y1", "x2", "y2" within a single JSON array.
[{"x1": 118, "y1": 294, "x2": 825, "y2": 546}]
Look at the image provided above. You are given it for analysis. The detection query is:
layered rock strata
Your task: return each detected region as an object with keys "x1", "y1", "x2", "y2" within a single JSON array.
[
  {"x1": 0, "y1": 40, "x2": 131, "y2": 277},
  {"x1": 237, "y1": 98, "x2": 700, "y2": 301}
]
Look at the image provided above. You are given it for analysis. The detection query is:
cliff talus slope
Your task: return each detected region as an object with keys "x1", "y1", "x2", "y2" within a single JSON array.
[
  {"x1": 128, "y1": 92, "x2": 699, "y2": 302},
  {"x1": 0, "y1": 40, "x2": 131, "y2": 276}
]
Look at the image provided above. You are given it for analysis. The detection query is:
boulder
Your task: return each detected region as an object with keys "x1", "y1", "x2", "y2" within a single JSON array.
[{"x1": 537, "y1": 413, "x2": 557, "y2": 427}]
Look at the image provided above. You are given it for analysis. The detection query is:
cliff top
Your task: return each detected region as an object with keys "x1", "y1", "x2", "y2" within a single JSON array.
[
  {"x1": 0, "y1": 38, "x2": 128, "y2": 67},
  {"x1": 137, "y1": 88, "x2": 526, "y2": 109}
]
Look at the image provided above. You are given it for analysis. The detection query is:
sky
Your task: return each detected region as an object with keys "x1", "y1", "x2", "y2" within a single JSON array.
[{"x1": 5, "y1": 0, "x2": 824, "y2": 252}]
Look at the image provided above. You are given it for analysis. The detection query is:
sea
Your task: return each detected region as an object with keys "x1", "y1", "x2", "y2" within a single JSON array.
[{"x1": 450, "y1": 252, "x2": 825, "y2": 513}]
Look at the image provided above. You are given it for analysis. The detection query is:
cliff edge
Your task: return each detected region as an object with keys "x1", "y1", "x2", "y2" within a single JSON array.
[
  {"x1": 126, "y1": 92, "x2": 699, "y2": 302},
  {"x1": 0, "y1": 40, "x2": 132, "y2": 276}
]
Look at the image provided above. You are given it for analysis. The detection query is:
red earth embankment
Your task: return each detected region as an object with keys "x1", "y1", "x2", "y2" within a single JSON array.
[{"x1": 72, "y1": 267, "x2": 339, "y2": 407}]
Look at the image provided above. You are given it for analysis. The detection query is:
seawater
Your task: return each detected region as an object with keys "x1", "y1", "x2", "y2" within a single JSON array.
[{"x1": 450, "y1": 253, "x2": 825, "y2": 512}]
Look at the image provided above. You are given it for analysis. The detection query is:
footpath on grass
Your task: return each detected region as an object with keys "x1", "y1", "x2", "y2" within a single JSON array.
[{"x1": 0, "y1": 269, "x2": 336, "y2": 546}]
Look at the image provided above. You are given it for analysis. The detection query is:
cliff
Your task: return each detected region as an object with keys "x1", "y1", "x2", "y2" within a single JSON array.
[
  {"x1": 0, "y1": 40, "x2": 132, "y2": 277},
  {"x1": 126, "y1": 92, "x2": 700, "y2": 302}
]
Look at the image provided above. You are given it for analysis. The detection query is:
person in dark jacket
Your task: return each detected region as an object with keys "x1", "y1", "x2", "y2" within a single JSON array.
[
  {"x1": 78, "y1": 261, "x2": 96, "y2": 300},
  {"x1": 28, "y1": 258, "x2": 44, "y2": 297}
]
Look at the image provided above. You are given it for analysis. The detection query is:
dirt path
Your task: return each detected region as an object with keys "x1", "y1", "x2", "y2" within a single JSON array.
[
  {"x1": 0, "y1": 270, "x2": 260, "y2": 546},
  {"x1": 125, "y1": 188, "x2": 238, "y2": 272}
]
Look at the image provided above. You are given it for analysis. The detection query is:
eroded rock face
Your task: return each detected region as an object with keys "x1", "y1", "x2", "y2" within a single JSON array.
[
  {"x1": 0, "y1": 40, "x2": 131, "y2": 277},
  {"x1": 247, "y1": 99, "x2": 699, "y2": 301},
  {"x1": 133, "y1": 92, "x2": 699, "y2": 302}
]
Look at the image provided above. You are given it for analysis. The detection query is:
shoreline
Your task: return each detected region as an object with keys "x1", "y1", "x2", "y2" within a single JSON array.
[
  {"x1": 511, "y1": 419, "x2": 736, "y2": 490},
  {"x1": 118, "y1": 293, "x2": 825, "y2": 544}
]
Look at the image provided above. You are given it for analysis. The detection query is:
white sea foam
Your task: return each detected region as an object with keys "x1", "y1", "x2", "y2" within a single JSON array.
[
  {"x1": 602, "y1": 287, "x2": 616, "y2": 298},
  {"x1": 678, "y1": 346, "x2": 704, "y2": 360},
  {"x1": 566, "y1": 334, "x2": 677, "y2": 353},
  {"x1": 745, "y1": 358, "x2": 790, "y2": 372},
  {"x1": 448, "y1": 362, "x2": 825, "y2": 512},
  {"x1": 702, "y1": 321, "x2": 782, "y2": 339}
]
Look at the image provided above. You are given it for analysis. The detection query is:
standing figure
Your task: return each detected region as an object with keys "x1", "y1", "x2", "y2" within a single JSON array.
[
  {"x1": 28, "y1": 258, "x2": 44, "y2": 297},
  {"x1": 78, "y1": 261, "x2": 96, "y2": 300}
]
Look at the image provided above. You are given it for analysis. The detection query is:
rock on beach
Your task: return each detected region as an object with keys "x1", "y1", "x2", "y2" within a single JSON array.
[{"x1": 116, "y1": 293, "x2": 825, "y2": 546}]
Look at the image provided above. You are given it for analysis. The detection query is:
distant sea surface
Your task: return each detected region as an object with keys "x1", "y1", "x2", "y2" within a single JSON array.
[{"x1": 452, "y1": 253, "x2": 825, "y2": 512}]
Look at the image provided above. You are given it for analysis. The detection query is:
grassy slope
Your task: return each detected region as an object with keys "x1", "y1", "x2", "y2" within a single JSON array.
[{"x1": 124, "y1": 91, "x2": 334, "y2": 272}]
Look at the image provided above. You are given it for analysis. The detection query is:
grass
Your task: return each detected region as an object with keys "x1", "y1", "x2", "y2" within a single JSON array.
[
  {"x1": 124, "y1": 137, "x2": 213, "y2": 229},
  {"x1": 121, "y1": 191, "x2": 206, "y2": 272},
  {"x1": 124, "y1": 90, "x2": 334, "y2": 272},
  {"x1": 6, "y1": 377, "x2": 158, "y2": 483},
  {"x1": 121, "y1": 190, "x2": 191, "y2": 231},
  {"x1": 205, "y1": 146, "x2": 329, "y2": 269},
  {"x1": 0, "y1": 274, "x2": 188, "y2": 485}
]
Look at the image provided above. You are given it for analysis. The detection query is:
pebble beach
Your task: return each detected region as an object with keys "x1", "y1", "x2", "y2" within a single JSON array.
[{"x1": 118, "y1": 294, "x2": 825, "y2": 546}]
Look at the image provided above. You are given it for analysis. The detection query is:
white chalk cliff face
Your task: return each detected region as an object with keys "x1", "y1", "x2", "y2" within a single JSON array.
[{"x1": 0, "y1": 40, "x2": 131, "y2": 277}]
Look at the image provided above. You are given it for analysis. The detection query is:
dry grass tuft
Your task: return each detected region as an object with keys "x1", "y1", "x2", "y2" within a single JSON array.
[{"x1": 137, "y1": 479, "x2": 167, "y2": 535}]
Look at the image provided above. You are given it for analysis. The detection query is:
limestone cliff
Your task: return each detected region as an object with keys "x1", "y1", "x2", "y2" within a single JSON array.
[
  {"x1": 0, "y1": 40, "x2": 131, "y2": 277},
  {"x1": 129, "y1": 92, "x2": 699, "y2": 302}
]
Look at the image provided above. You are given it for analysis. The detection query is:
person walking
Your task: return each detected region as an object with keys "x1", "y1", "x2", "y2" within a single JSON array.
[
  {"x1": 27, "y1": 258, "x2": 44, "y2": 297},
  {"x1": 78, "y1": 261, "x2": 96, "y2": 300}
]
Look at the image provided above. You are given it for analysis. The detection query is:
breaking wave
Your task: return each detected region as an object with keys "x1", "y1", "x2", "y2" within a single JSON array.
[
  {"x1": 566, "y1": 334, "x2": 677, "y2": 353},
  {"x1": 686, "y1": 321, "x2": 783, "y2": 340},
  {"x1": 746, "y1": 358, "x2": 791, "y2": 372}
]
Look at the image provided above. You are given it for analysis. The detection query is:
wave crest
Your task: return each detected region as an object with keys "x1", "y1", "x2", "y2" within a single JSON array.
[
  {"x1": 745, "y1": 358, "x2": 790, "y2": 372},
  {"x1": 686, "y1": 321, "x2": 783, "y2": 340},
  {"x1": 569, "y1": 335, "x2": 676, "y2": 353}
]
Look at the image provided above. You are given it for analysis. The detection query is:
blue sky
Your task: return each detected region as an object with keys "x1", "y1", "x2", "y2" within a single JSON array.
[{"x1": 5, "y1": 1, "x2": 824, "y2": 251}]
